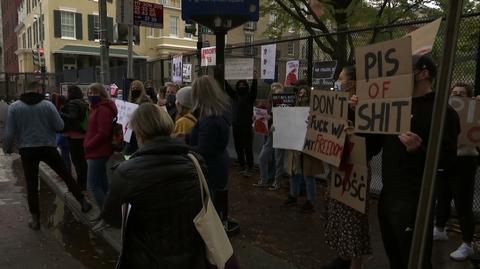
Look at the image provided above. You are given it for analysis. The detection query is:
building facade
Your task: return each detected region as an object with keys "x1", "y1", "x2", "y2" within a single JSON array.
[
  {"x1": 15, "y1": 0, "x2": 197, "y2": 84},
  {"x1": 2, "y1": 0, "x2": 23, "y2": 73}
]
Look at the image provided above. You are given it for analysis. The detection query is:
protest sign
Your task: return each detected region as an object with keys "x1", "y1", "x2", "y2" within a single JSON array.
[
  {"x1": 303, "y1": 91, "x2": 349, "y2": 167},
  {"x1": 272, "y1": 107, "x2": 309, "y2": 151},
  {"x1": 272, "y1": 93, "x2": 296, "y2": 107},
  {"x1": 225, "y1": 58, "x2": 254, "y2": 80},
  {"x1": 60, "y1": 83, "x2": 90, "y2": 97},
  {"x1": 329, "y1": 135, "x2": 368, "y2": 213},
  {"x1": 285, "y1": 60, "x2": 299, "y2": 86},
  {"x1": 183, "y1": 64, "x2": 192, "y2": 83},
  {"x1": 406, "y1": 18, "x2": 442, "y2": 56},
  {"x1": 172, "y1": 55, "x2": 183, "y2": 84},
  {"x1": 201, "y1": 46, "x2": 216, "y2": 66},
  {"x1": 355, "y1": 37, "x2": 413, "y2": 134},
  {"x1": 261, "y1": 44, "x2": 276, "y2": 80},
  {"x1": 253, "y1": 107, "x2": 269, "y2": 135},
  {"x1": 0, "y1": 101, "x2": 8, "y2": 142},
  {"x1": 449, "y1": 96, "x2": 480, "y2": 146},
  {"x1": 115, "y1": 99, "x2": 139, "y2": 143},
  {"x1": 313, "y1": 61, "x2": 337, "y2": 88}
]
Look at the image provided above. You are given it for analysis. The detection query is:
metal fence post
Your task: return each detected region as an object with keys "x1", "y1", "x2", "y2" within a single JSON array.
[
  {"x1": 307, "y1": 37, "x2": 314, "y2": 86},
  {"x1": 407, "y1": 1, "x2": 464, "y2": 268}
]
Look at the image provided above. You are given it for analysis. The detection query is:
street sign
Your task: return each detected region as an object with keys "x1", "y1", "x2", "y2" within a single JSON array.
[
  {"x1": 182, "y1": 0, "x2": 259, "y2": 30},
  {"x1": 116, "y1": 0, "x2": 134, "y2": 25},
  {"x1": 134, "y1": 0, "x2": 164, "y2": 29}
]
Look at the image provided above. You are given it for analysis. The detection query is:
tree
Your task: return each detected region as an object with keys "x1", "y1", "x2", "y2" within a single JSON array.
[{"x1": 263, "y1": 0, "x2": 479, "y2": 74}]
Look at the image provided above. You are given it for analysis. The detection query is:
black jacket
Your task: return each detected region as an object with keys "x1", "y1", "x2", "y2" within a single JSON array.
[
  {"x1": 102, "y1": 137, "x2": 207, "y2": 269},
  {"x1": 61, "y1": 98, "x2": 88, "y2": 133},
  {"x1": 374, "y1": 92, "x2": 460, "y2": 199},
  {"x1": 225, "y1": 79, "x2": 257, "y2": 126}
]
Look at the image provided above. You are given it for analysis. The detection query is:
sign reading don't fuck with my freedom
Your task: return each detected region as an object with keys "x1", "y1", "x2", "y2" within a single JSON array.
[
  {"x1": 303, "y1": 91, "x2": 349, "y2": 167},
  {"x1": 355, "y1": 37, "x2": 413, "y2": 134}
]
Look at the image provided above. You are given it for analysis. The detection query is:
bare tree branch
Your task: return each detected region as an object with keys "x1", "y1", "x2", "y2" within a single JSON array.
[{"x1": 369, "y1": 0, "x2": 391, "y2": 43}]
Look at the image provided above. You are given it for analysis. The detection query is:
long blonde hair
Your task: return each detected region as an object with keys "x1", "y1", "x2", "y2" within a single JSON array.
[
  {"x1": 130, "y1": 103, "x2": 174, "y2": 142},
  {"x1": 192, "y1": 76, "x2": 230, "y2": 117}
]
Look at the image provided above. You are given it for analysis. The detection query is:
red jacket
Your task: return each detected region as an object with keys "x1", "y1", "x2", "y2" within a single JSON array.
[{"x1": 84, "y1": 99, "x2": 117, "y2": 159}]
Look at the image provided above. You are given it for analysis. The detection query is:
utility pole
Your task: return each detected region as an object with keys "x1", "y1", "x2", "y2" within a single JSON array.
[
  {"x1": 127, "y1": 23, "x2": 134, "y2": 79},
  {"x1": 99, "y1": 0, "x2": 110, "y2": 84}
]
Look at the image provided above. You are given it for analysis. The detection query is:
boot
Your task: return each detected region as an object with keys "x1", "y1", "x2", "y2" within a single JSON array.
[
  {"x1": 80, "y1": 198, "x2": 92, "y2": 213},
  {"x1": 28, "y1": 214, "x2": 40, "y2": 230}
]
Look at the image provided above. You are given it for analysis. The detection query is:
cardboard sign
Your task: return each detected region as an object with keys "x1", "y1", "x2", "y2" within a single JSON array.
[
  {"x1": 114, "y1": 99, "x2": 139, "y2": 143},
  {"x1": 172, "y1": 55, "x2": 183, "y2": 84},
  {"x1": 303, "y1": 91, "x2": 349, "y2": 167},
  {"x1": 183, "y1": 64, "x2": 192, "y2": 83},
  {"x1": 449, "y1": 97, "x2": 480, "y2": 146},
  {"x1": 60, "y1": 83, "x2": 90, "y2": 98},
  {"x1": 261, "y1": 44, "x2": 276, "y2": 80},
  {"x1": 201, "y1": 47, "x2": 216, "y2": 66},
  {"x1": 253, "y1": 107, "x2": 269, "y2": 135},
  {"x1": 272, "y1": 107, "x2": 309, "y2": 151},
  {"x1": 272, "y1": 93, "x2": 296, "y2": 107},
  {"x1": 285, "y1": 60, "x2": 299, "y2": 86},
  {"x1": 355, "y1": 37, "x2": 413, "y2": 134},
  {"x1": 225, "y1": 58, "x2": 254, "y2": 80},
  {"x1": 313, "y1": 61, "x2": 337, "y2": 87},
  {"x1": 406, "y1": 18, "x2": 442, "y2": 56}
]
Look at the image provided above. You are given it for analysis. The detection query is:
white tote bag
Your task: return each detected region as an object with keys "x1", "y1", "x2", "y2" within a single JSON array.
[{"x1": 188, "y1": 153, "x2": 234, "y2": 269}]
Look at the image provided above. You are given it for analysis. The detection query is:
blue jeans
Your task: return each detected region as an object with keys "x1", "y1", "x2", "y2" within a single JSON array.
[
  {"x1": 87, "y1": 158, "x2": 110, "y2": 208},
  {"x1": 290, "y1": 174, "x2": 316, "y2": 202},
  {"x1": 274, "y1": 149, "x2": 285, "y2": 184},
  {"x1": 258, "y1": 134, "x2": 273, "y2": 184}
]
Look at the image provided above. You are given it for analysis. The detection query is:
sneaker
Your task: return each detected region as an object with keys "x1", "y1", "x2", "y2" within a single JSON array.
[
  {"x1": 433, "y1": 226, "x2": 448, "y2": 241},
  {"x1": 268, "y1": 183, "x2": 279, "y2": 191},
  {"x1": 283, "y1": 196, "x2": 297, "y2": 206},
  {"x1": 241, "y1": 169, "x2": 252, "y2": 178},
  {"x1": 301, "y1": 201, "x2": 315, "y2": 213},
  {"x1": 28, "y1": 215, "x2": 40, "y2": 231},
  {"x1": 450, "y1": 242, "x2": 474, "y2": 261},
  {"x1": 321, "y1": 257, "x2": 351, "y2": 269},
  {"x1": 253, "y1": 180, "x2": 269, "y2": 188}
]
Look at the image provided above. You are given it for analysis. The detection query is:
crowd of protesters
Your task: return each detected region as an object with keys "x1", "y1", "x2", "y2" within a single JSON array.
[{"x1": 2, "y1": 52, "x2": 479, "y2": 269}]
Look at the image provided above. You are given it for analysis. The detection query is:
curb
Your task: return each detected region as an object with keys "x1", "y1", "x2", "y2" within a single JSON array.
[{"x1": 38, "y1": 163, "x2": 122, "y2": 252}]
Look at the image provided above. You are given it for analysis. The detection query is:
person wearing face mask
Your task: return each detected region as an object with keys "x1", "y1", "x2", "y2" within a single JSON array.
[
  {"x1": 164, "y1": 82, "x2": 179, "y2": 120},
  {"x1": 433, "y1": 82, "x2": 477, "y2": 261},
  {"x1": 174, "y1": 86, "x2": 197, "y2": 141},
  {"x1": 369, "y1": 55, "x2": 460, "y2": 269},
  {"x1": 225, "y1": 71, "x2": 258, "y2": 176},
  {"x1": 84, "y1": 83, "x2": 118, "y2": 209},
  {"x1": 124, "y1": 80, "x2": 152, "y2": 156}
]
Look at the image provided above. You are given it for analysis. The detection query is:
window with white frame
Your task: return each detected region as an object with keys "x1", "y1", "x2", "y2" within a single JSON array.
[
  {"x1": 27, "y1": 27, "x2": 32, "y2": 48},
  {"x1": 22, "y1": 33, "x2": 26, "y2": 49},
  {"x1": 33, "y1": 21, "x2": 38, "y2": 45},
  {"x1": 158, "y1": 0, "x2": 167, "y2": 5},
  {"x1": 93, "y1": 15, "x2": 100, "y2": 40},
  {"x1": 61, "y1": 11, "x2": 76, "y2": 38},
  {"x1": 287, "y1": 42, "x2": 294, "y2": 56},
  {"x1": 148, "y1": 28, "x2": 161, "y2": 38},
  {"x1": 170, "y1": 16, "x2": 178, "y2": 37}
]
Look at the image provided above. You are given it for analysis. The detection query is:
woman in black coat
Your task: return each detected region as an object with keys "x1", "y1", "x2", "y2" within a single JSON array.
[{"x1": 102, "y1": 103, "x2": 207, "y2": 269}]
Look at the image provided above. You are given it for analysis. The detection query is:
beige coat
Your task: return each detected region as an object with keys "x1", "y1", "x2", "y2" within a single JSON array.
[{"x1": 286, "y1": 150, "x2": 325, "y2": 177}]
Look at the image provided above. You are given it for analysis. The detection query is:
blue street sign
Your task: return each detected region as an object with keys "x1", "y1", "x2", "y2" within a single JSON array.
[{"x1": 182, "y1": 0, "x2": 259, "y2": 22}]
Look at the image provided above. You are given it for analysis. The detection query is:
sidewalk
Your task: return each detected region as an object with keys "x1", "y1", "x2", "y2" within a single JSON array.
[{"x1": 0, "y1": 151, "x2": 88, "y2": 269}]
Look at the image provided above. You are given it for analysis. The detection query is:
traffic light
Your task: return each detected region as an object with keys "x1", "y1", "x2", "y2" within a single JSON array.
[
  {"x1": 32, "y1": 49, "x2": 39, "y2": 66},
  {"x1": 115, "y1": 24, "x2": 140, "y2": 45},
  {"x1": 185, "y1": 20, "x2": 197, "y2": 36},
  {"x1": 38, "y1": 48, "x2": 45, "y2": 67}
]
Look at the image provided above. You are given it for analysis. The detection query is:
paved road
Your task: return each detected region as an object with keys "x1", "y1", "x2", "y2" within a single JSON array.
[{"x1": 0, "y1": 150, "x2": 89, "y2": 269}]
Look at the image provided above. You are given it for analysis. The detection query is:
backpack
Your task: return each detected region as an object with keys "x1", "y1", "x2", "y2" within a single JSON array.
[
  {"x1": 111, "y1": 117, "x2": 124, "y2": 152},
  {"x1": 80, "y1": 107, "x2": 90, "y2": 132}
]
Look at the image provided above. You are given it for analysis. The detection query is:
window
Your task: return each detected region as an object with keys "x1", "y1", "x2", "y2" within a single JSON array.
[
  {"x1": 244, "y1": 21, "x2": 256, "y2": 31},
  {"x1": 40, "y1": 15, "x2": 44, "y2": 42},
  {"x1": 158, "y1": 0, "x2": 167, "y2": 4},
  {"x1": 148, "y1": 28, "x2": 161, "y2": 38},
  {"x1": 27, "y1": 27, "x2": 32, "y2": 48},
  {"x1": 287, "y1": 42, "x2": 294, "y2": 56},
  {"x1": 61, "y1": 11, "x2": 76, "y2": 38},
  {"x1": 93, "y1": 15, "x2": 100, "y2": 40},
  {"x1": 301, "y1": 45, "x2": 306, "y2": 59},
  {"x1": 33, "y1": 21, "x2": 38, "y2": 45},
  {"x1": 185, "y1": 32, "x2": 192, "y2": 39},
  {"x1": 22, "y1": 33, "x2": 26, "y2": 49},
  {"x1": 169, "y1": 16, "x2": 178, "y2": 37},
  {"x1": 32, "y1": 0, "x2": 36, "y2": 8},
  {"x1": 27, "y1": 0, "x2": 31, "y2": 14},
  {"x1": 244, "y1": 34, "x2": 254, "y2": 56}
]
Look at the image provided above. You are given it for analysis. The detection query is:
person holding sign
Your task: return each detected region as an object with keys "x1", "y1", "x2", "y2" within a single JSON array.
[
  {"x1": 433, "y1": 83, "x2": 477, "y2": 261},
  {"x1": 374, "y1": 55, "x2": 460, "y2": 269},
  {"x1": 225, "y1": 72, "x2": 258, "y2": 176}
]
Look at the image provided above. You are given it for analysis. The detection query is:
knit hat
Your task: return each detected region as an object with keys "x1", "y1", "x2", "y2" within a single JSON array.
[
  {"x1": 176, "y1": 86, "x2": 193, "y2": 108},
  {"x1": 413, "y1": 54, "x2": 437, "y2": 79}
]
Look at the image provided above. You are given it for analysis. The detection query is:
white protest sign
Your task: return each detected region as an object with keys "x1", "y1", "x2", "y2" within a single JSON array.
[
  {"x1": 285, "y1": 60, "x2": 299, "y2": 86},
  {"x1": 183, "y1": 64, "x2": 192, "y2": 83},
  {"x1": 172, "y1": 55, "x2": 183, "y2": 84},
  {"x1": 225, "y1": 58, "x2": 254, "y2": 80},
  {"x1": 114, "y1": 99, "x2": 139, "y2": 143},
  {"x1": 201, "y1": 46, "x2": 216, "y2": 66},
  {"x1": 261, "y1": 44, "x2": 276, "y2": 80},
  {"x1": 253, "y1": 107, "x2": 269, "y2": 135},
  {"x1": 272, "y1": 107, "x2": 309, "y2": 151}
]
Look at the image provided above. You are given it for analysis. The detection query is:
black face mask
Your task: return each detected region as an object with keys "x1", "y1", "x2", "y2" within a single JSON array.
[
  {"x1": 237, "y1": 86, "x2": 249, "y2": 94},
  {"x1": 131, "y1": 91, "x2": 141, "y2": 100}
]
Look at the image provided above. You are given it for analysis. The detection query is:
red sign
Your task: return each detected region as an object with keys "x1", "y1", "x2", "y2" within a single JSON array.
[{"x1": 133, "y1": 0, "x2": 163, "y2": 29}]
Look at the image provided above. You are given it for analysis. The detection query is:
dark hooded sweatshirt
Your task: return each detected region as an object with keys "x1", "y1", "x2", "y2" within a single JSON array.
[
  {"x1": 225, "y1": 79, "x2": 257, "y2": 126},
  {"x1": 3, "y1": 92, "x2": 64, "y2": 153}
]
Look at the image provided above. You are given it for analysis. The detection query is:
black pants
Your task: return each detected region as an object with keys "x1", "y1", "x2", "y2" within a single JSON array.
[
  {"x1": 19, "y1": 147, "x2": 84, "y2": 217},
  {"x1": 378, "y1": 192, "x2": 433, "y2": 269},
  {"x1": 68, "y1": 138, "x2": 88, "y2": 191},
  {"x1": 232, "y1": 124, "x2": 254, "y2": 169},
  {"x1": 435, "y1": 156, "x2": 476, "y2": 242}
]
